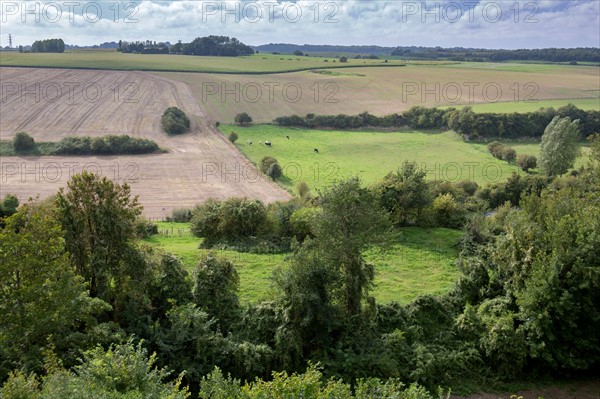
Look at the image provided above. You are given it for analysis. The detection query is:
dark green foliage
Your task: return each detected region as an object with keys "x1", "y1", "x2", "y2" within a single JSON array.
[
  {"x1": 267, "y1": 162, "x2": 283, "y2": 181},
  {"x1": 517, "y1": 154, "x2": 537, "y2": 172},
  {"x1": 375, "y1": 161, "x2": 432, "y2": 226},
  {"x1": 228, "y1": 131, "x2": 239, "y2": 143},
  {"x1": 260, "y1": 156, "x2": 278, "y2": 174},
  {"x1": 191, "y1": 198, "x2": 268, "y2": 244},
  {"x1": 135, "y1": 218, "x2": 159, "y2": 238},
  {"x1": 53, "y1": 135, "x2": 158, "y2": 155},
  {"x1": 167, "y1": 207, "x2": 193, "y2": 222},
  {"x1": 0, "y1": 194, "x2": 19, "y2": 220},
  {"x1": 192, "y1": 254, "x2": 240, "y2": 332},
  {"x1": 339, "y1": 56, "x2": 348, "y2": 63},
  {"x1": 161, "y1": 107, "x2": 191, "y2": 135},
  {"x1": 234, "y1": 112, "x2": 253, "y2": 126},
  {"x1": 0, "y1": 201, "x2": 111, "y2": 380},
  {"x1": 487, "y1": 141, "x2": 516, "y2": 162},
  {"x1": 30, "y1": 38, "x2": 64, "y2": 53},
  {"x1": 274, "y1": 105, "x2": 599, "y2": 139},
  {"x1": 55, "y1": 172, "x2": 142, "y2": 302},
  {"x1": 183, "y1": 36, "x2": 254, "y2": 57},
  {"x1": 477, "y1": 173, "x2": 551, "y2": 208},
  {"x1": 13, "y1": 132, "x2": 35, "y2": 152}
]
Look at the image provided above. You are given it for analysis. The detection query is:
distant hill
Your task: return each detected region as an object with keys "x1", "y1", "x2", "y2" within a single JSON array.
[{"x1": 255, "y1": 43, "x2": 600, "y2": 63}]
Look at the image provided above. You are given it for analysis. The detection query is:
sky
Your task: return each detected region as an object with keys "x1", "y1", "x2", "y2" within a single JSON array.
[{"x1": 1, "y1": 0, "x2": 599, "y2": 49}]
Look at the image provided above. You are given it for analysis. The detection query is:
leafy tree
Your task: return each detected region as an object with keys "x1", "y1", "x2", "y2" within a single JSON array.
[
  {"x1": 0, "y1": 201, "x2": 109, "y2": 379},
  {"x1": 193, "y1": 254, "x2": 241, "y2": 331},
  {"x1": 539, "y1": 116, "x2": 581, "y2": 176},
  {"x1": 339, "y1": 56, "x2": 348, "y2": 63},
  {"x1": 296, "y1": 181, "x2": 311, "y2": 199},
  {"x1": 0, "y1": 194, "x2": 19, "y2": 220},
  {"x1": 517, "y1": 154, "x2": 537, "y2": 172},
  {"x1": 267, "y1": 162, "x2": 283, "y2": 181},
  {"x1": 13, "y1": 132, "x2": 35, "y2": 152},
  {"x1": 55, "y1": 172, "x2": 142, "y2": 303},
  {"x1": 374, "y1": 161, "x2": 432, "y2": 225},
  {"x1": 315, "y1": 178, "x2": 391, "y2": 316},
  {"x1": 235, "y1": 112, "x2": 253, "y2": 126},
  {"x1": 260, "y1": 156, "x2": 278, "y2": 174},
  {"x1": 228, "y1": 131, "x2": 239, "y2": 143}
]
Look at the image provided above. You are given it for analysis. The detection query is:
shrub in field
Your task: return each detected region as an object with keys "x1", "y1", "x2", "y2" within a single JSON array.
[
  {"x1": 500, "y1": 146, "x2": 516, "y2": 162},
  {"x1": 167, "y1": 207, "x2": 193, "y2": 222},
  {"x1": 135, "y1": 219, "x2": 159, "y2": 238},
  {"x1": 234, "y1": 112, "x2": 253, "y2": 126},
  {"x1": 267, "y1": 162, "x2": 283, "y2": 181},
  {"x1": 13, "y1": 132, "x2": 35, "y2": 152},
  {"x1": 162, "y1": 107, "x2": 191, "y2": 135},
  {"x1": 228, "y1": 131, "x2": 239, "y2": 143},
  {"x1": 260, "y1": 156, "x2": 279, "y2": 174},
  {"x1": 517, "y1": 154, "x2": 537, "y2": 172}
]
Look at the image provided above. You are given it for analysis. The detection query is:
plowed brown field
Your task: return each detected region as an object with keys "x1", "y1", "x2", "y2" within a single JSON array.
[{"x1": 0, "y1": 68, "x2": 289, "y2": 218}]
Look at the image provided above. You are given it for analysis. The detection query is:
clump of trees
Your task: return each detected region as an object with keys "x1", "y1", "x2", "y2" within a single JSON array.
[
  {"x1": 53, "y1": 135, "x2": 159, "y2": 155},
  {"x1": 487, "y1": 141, "x2": 516, "y2": 162},
  {"x1": 517, "y1": 154, "x2": 537, "y2": 172},
  {"x1": 13, "y1": 132, "x2": 35, "y2": 152},
  {"x1": 162, "y1": 107, "x2": 191, "y2": 135},
  {"x1": 183, "y1": 36, "x2": 254, "y2": 57},
  {"x1": 274, "y1": 104, "x2": 599, "y2": 140},
  {"x1": 31, "y1": 38, "x2": 65, "y2": 53},
  {"x1": 235, "y1": 112, "x2": 253, "y2": 126},
  {"x1": 260, "y1": 156, "x2": 282, "y2": 181}
]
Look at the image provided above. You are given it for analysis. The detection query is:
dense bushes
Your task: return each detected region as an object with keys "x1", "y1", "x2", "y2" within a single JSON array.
[
  {"x1": 13, "y1": 132, "x2": 35, "y2": 152},
  {"x1": 53, "y1": 135, "x2": 159, "y2": 155},
  {"x1": 517, "y1": 154, "x2": 537, "y2": 172},
  {"x1": 487, "y1": 141, "x2": 516, "y2": 162},
  {"x1": 274, "y1": 104, "x2": 599, "y2": 140},
  {"x1": 162, "y1": 107, "x2": 191, "y2": 135},
  {"x1": 31, "y1": 38, "x2": 65, "y2": 53},
  {"x1": 260, "y1": 156, "x2": 283, "y2": 180}
]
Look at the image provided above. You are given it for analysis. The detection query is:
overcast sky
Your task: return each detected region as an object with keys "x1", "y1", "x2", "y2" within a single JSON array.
[{"x1": 1, "y1": 0, "x2": 599, "y2": 49}]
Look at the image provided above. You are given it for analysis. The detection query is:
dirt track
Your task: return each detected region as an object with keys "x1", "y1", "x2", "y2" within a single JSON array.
[{"x1": 0, "y1": 68, "x2": 290, "y2": 218}]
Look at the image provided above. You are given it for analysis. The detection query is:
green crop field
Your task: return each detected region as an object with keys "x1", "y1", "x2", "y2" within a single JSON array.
[
  {"x1": 221, "y1": 124, "x2": 591, "y2": 193},
  {"x1": 142, "y1": 223, "x2": 462, "y2": 304},
  {"x1": 0, "y1": 51, "x2": 405, "y2": 73},
  {"x1": 163, "y1": 62, "x2": 600, "y2": 122}
]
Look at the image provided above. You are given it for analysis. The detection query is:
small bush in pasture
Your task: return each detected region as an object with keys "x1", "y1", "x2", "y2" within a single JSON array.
[
  {"x1": 500, "y1": 146, "x2": 517, "y2": 162},
  {"x1": 13, "y1": 132, "x2": 35, "y2": 152},
  {"x1": 234, "y1": 112, "x2": 253, "y2": 126},
  {"x1": 517, "y1": 154, "x2": 537, "y2": 172},
  {"x1": 168, "y1": 207, "x2": 193, "y2": 222},
  {"x1": 228, "y1": 131, "x2": 239, "y2": 143}
]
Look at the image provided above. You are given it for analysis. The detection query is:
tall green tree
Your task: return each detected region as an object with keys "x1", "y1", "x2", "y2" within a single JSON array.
[
  {"x1": 55, "y1": 172, "x2": 142, "y2": 302},
  {"x1": 539, "y1": 116, "x2": 581, "y2": 176},
  {"x1": 192, "y1": 254, "x2": 241, "y2": 332},
  {"x1": 0, "y1": 201, "x2": 109, "y2": 379},
  {"x1": 315, "y1": 177, "x2": 391, "y2": 316}
]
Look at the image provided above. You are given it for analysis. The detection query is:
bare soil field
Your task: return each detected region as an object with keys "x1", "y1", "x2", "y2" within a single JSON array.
[
  {"x1": 161, "y1": 64, "x2": 600, "y2": 123},
  {"x1": 0, "y1": 68, "x2": 290, "y2": 217}
]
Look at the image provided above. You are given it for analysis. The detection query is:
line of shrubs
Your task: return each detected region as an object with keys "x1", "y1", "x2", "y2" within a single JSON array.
[
  {"x1": 12, "y1": 132, "x2": 160, "y2": 155},
  {"x1": 53, "y1": 135, "x2": 160, "y2": 155},
  {"x1": 274, "y1": 104, "x2": 599, "y2": 139},
  {"x1": 166, "y1": 161, "x2": 557, "y2": 253},
  {"x1": 487, "y1": 141, "x2": 538, "y2": 172}
]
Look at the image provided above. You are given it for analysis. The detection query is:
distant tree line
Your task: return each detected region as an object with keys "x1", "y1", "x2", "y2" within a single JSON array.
[
  {"x1": 256, "y1": 43, "x2": 599, "y2": 62},
  {"x1": 118, "y1": 40, "x2": 170, "y2": 54},
  {"x1": 392, "y1": 47, "x2": 600, "y2": 63},
  {"x1": 118, "y1": 36, "x2": 254, "y2": 57},
  {"x1": 274, "y1": 104, "x2": 600, "y2": 139},
  {"x1": 31, "y1": 38, "x2": 65, "y2": 53}
]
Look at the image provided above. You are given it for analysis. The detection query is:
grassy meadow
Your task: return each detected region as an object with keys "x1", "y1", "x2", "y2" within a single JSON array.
[
  {"x1": 142, "y1": 222, "x2": 462, "y2": 304},
  {"x1": 221, "y1": 124, "x2": 591, "y2": 193}
]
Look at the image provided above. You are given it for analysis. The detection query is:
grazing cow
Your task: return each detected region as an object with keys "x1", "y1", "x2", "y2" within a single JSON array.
[
  {"x1": 265, "y1": 141, "x2": 272, "y2": 147},
  {"x1": 314, "y1": 148, "x2": 319, "y2": 153}
]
